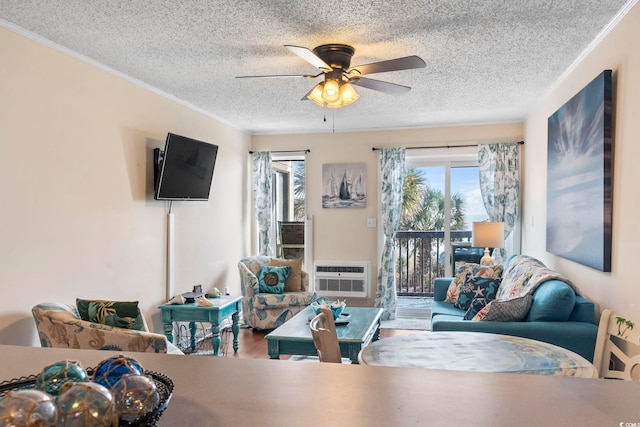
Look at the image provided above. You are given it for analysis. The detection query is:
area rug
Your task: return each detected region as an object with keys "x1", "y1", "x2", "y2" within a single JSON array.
[{"x1": 380, "y1": 318, "x2": 430, "y2": 331}]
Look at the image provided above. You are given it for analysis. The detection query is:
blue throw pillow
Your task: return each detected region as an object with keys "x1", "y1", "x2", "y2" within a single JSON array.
[
  {"x1": 257, "y1": 266, "x2": 290, "y2": 294},
  {"x1": 454, "y1": 273, "x2": 501, "y2": 310},
  {"x1": 463, "y1": 297, "x2": 490, "y2": 320},
  {"x1": 526, "y1": 280, "x2": 576, "y2": 321}
]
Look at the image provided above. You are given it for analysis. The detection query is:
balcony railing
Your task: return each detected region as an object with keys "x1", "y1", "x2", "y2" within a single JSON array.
[{"x1": 395, "y1": 230, "x2": 475, "y2": 296}]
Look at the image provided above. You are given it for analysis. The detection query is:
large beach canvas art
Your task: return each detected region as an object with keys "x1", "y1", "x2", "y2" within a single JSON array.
[
  {"x1": 546, "y1": 70, "x2": 613, "y2": 272},
  {"x1": 322, "y1": 162, "x2": 366, "y2": 208}
]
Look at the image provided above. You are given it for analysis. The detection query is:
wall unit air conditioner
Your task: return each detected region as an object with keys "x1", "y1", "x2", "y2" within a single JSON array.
[{"x1": 314, "y1": 261, "x2": 370, "y2": 298}]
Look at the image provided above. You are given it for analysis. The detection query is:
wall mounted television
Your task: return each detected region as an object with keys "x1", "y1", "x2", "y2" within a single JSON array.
[{"x1": 154, "y1": 133, "x2": 219, "y2": 201}]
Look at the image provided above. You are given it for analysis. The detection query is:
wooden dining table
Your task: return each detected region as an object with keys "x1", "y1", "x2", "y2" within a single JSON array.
[
  {"x1": 358, "y1": 332, "x2": 597, "y2": 377},
  {"x1": 1, "y1": 344, "x2": 637, "y2": 426}
]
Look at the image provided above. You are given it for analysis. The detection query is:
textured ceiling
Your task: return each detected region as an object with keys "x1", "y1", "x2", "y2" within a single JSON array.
[{"x1": 0, "y1": 1, "x2": 632, "y2": 134}]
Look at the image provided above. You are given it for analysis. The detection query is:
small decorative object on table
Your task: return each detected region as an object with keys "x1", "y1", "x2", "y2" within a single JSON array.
[
  {"x1": 310, "y1": 299, "x2": 346, "y2": 320},
  {"x1": 0, "y1": 354, "x2": 173, "y2": 427}
]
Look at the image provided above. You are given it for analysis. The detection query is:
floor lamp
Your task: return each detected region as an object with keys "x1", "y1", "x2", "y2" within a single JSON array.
[{"x1": 472, "y1": 221, "x2": 505, "y2": 266}]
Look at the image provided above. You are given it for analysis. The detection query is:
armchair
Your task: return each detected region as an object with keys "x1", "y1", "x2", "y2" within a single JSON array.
[
  {"x1": 32, "y1": 302, "x2": 183, "y2": 354},
  {"x1": 238, "y1": 256, "x2": 317, "y2": 330}
]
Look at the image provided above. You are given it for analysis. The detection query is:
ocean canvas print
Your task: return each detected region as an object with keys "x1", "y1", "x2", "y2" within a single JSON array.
[
  {"x1": 322, "y1": 162, "x2": 366, "y2": 208},
  {"x1": 546, "y1": 70, "x2": 613, "y2": 272}
]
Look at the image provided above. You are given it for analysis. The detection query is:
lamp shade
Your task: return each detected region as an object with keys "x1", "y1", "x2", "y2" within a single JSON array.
[
  {"x1": 472, "y1": 221, "x2": 505, "y2": 249},
  {"x1": 322, "y1": 79, "x2": 340, "y2": 103},
  {"x1": 307, "y1": 83, "x2": 325, "y2": 107},
  {"x1": 339, "y1": 82, "x2": 359, "y2": 106}
]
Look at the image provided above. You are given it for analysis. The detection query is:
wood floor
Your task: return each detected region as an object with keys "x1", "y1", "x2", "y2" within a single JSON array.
[{"x1": 208, "y1": 326, "x2": 424, "y2": 359}]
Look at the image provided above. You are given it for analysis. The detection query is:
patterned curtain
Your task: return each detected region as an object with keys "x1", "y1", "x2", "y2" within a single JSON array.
[
  {"x1": 374, "y1": 147, "x2": 406, "y2": 320},
  {"x1": 478, "y1": 143, "x2": 520, "y2": 264},
  {"x1": 252, "y1": 151, "x2": 275, "y2": 257}
]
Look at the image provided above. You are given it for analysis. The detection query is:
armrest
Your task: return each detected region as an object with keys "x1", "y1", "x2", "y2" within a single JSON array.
[
  {"x1": 434, "y1": 277, "x2": 453, "y2": 302},
  {"x1": 300, "y1": 270, "x2": 310, "y2": 291},
  {"x1": 238, "y1": 262, "x2": 259, "y2": 297}
]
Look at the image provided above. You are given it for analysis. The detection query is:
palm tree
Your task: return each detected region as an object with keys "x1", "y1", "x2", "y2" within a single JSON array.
[
  {"x1": 293, "y1": 161, "x2": 305, "y2": 221},
  {"x1": 400, "y1": 168, "x2": 466, "y2": 231}
]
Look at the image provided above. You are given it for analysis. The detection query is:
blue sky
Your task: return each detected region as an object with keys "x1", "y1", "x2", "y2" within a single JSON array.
[{"x1": 417, "y1": 166, "x2": 488, "y2": 228}]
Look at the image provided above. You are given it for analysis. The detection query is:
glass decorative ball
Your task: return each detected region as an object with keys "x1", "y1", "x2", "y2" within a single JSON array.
[
  {"x1": 0, "y1": 389, "x2": 58, "y2": 426},
  {"x1": 111, "y1": 374, "x2": 160, "y2": 423},
  {"x1": 35, "y1": 360, "x2": 88, "y2": 397},
  {"x1": 92, "y1": 354, "x2": 144, "y2": 390},
  {"x1": 57, "y1": 382, "x2": 115, "y2": 427}
]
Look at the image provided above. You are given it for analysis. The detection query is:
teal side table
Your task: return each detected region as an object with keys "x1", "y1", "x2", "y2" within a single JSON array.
[{"x1": 158, "y1": 295, "x2": 242, "y2": 356}]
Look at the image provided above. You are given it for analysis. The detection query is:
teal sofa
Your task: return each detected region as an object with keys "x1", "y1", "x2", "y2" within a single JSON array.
[{"x1": 431, "y1": 256, "x2": 598, "y2": 362}]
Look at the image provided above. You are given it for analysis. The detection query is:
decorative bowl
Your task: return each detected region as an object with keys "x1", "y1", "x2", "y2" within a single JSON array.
[{"x1": 310, "y1": 300, "x2": 346, "y2": 320}]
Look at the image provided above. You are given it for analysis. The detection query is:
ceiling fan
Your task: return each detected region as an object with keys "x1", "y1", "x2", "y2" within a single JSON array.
[{"x1": 236, "y1": 44, "x2": 426, "y2": 108}]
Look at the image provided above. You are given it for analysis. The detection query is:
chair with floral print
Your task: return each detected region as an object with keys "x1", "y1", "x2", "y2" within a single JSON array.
[
  {"x1": 593, "y1": 309, "x2": 639, "y2": 380},
  {"x1": 32, "y1": 302, "x2": 183, "y2": 354},
  {"x1": 238, "y1": 256, "x2": 317, "y2": 330}
]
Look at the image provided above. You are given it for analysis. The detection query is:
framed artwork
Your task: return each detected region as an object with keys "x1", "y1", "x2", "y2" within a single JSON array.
[
  {"x1": 322, "y1": 162, "x2": 366, "y2": 208},
  {"x1": 546, "y1": 70, "x2": 613, "y2": 272}
]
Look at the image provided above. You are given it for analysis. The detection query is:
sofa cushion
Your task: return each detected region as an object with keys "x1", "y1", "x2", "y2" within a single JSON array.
[
  {"x1": 526, "y1": 280, "x2": 576, "y2": 322},
  {"x1": 454, "y1": 273, "x2": 501, "y2": 310},
  {"x1": 432, "y1": 300, "x2": 466, "y2": 318},
  {"x1": 257, "y1": 266, "x2": 290, "y2": 294},
  {"x1": 268, "y1": 258, "x2": 303, "y2": 292},
  {"x1": 252, "y1": 292, "x2": 315, "y2": 310},
  {"x1": 76, "y1": 299, "x2": 145, "y2": 331},
  {"x1": 473, "y1": 294, "x2": 533, "y2": 322},
  {"x1": 444, "y1": 263, "x2": 504, "y2": 303}
]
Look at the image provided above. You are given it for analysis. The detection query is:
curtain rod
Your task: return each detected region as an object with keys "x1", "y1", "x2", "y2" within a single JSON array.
[
  {"x1": 371, "y1": 141, "x2": 524, "y2": 151},
  {"x1": 249, "y1": 149, "x2": 310, "y2": 154}
]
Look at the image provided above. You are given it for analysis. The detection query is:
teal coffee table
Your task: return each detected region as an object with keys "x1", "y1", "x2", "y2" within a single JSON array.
[
  {"x1": 159, "y1": 295, "x2": 242, "y2": 356},
  {"x1": 266, "y1": 306, "x2": 383, "y2": 364}
]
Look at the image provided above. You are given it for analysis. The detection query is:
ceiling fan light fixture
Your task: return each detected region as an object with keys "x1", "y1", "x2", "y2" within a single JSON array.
[
  {"x1": 307, "y1": 82, "x2": 326, "y2": 107},
  {"x1": 322, "y1": 79, "x2": 340, "y2": 103},
  {"x1": 339, "y1": 82, "x2": 359, "y2": 106}
]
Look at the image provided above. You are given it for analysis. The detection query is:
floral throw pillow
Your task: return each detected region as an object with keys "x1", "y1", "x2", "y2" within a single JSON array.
[
  {"x1": 444, "y1": 263, "x2": 504, "y2": 303},
  {"x1": 454, "y1": 273, "x2": 501, "y2": 310},
  {"x1": 257, "y1": 265, "x2": 290, "y2": 294},
  {"x1": 76, "y1": 299, "x2": 145, "y2": 331}
]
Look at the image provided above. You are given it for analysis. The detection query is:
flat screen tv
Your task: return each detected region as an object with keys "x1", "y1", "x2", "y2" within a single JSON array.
[{"x1": 154, "y1": 133, "x2": 219, "y2": 201}]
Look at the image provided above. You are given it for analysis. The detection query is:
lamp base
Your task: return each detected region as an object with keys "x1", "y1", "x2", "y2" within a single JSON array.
[{"x1": 479, "y1": 248, "x2": 493, "y2": 266}]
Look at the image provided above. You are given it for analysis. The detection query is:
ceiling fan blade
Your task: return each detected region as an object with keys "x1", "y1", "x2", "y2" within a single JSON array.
[
  {"x1": 285, "y1": 45, "x2": 332, "y2": 71},
  {"x1": 236, "y1": 73, "x2": 320, "y2": 79},
  {"x1": 348, "y1": 55, "x2": 426, "y2": 76},
  {"x1": 350, "y1": 76, "x2": 411, "y2": 95}
]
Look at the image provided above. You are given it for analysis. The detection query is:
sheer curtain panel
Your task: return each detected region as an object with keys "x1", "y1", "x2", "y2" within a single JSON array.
[
  {"x1": 374, "y1": 147, "x2": 406, "y2": 320},
  {"x1": 478, "y1": 143, "x2": 520, "y2": 264},
  {"x1": 252, "y1": 151, "x2": 275, "y2": 257}
]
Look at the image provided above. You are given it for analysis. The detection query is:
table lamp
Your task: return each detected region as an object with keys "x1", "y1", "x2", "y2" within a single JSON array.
[{"x1": 472, "y1": 221, "x2": 505, "y2": 266}]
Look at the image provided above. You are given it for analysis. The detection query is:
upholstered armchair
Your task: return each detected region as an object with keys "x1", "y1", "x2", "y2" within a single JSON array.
[
  {"x1": 32, "y1": 302, "x2": 183, "y2": 354},
  {"x1": 238, "y1": 256, "x2": 317, "y2": 330}
]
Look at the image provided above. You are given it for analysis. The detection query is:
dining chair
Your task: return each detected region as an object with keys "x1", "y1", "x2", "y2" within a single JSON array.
[
  {"x1": 309, "y1": 307, "x2": 342, "y2": 363},
  {"x1": 593, "y1": 309, "x2": 640, "y2": 380}
]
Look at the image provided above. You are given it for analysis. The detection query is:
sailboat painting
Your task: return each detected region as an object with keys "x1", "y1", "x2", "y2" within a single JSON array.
[{"x1": 322, "y1": 162, "x2": 366, "y2": 208}]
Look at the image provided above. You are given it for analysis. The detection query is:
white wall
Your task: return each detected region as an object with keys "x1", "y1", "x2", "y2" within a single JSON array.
[
  {"x1": 0, "y1": 26, "x2": 252, "y2": 345},
  {"x1": 522, "y1": 2, "x2": 640, "y2": 320},
  {"x1": 252, "y1": 123, "x2": 523, "y2": 306}
]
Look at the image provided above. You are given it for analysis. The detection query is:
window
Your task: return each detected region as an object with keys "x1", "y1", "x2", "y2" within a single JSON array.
[{"x1": 272, "y1": 158, "x2": 306, "y2": 260}]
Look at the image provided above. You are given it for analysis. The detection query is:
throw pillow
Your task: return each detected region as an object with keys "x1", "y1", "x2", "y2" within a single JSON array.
[
  {"x1": 463, "y1": 297, "x2": 490, "y2": 320},
  {"x1": 472, "y1": 293, "x2": 534, "y2": 322},
  {"x1": 76, "y1": 299, "x2": 145, "y2": 331},
  {"x1": 257, "y1": 265, "x2": 290, "y2": 294},
  {"x1": 526, "y1": 281, "x2": 576, "y2": 322},
  {"x1": 268, "y1": 258, "x2": 303, "y2": 292},
  {"x1": 454, "y1": 273, "x2": 501, "y2": 310},
  {"x1": 444, "y1": 263, "x2": 504, "y2": 303}
]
